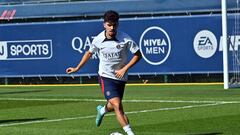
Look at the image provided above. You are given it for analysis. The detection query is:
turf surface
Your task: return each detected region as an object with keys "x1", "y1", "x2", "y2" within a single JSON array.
[{"x1": 0, "y1": 84, "x2": 239, "y2": 135}]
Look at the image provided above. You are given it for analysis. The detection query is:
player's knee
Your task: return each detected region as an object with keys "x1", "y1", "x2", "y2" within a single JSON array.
[
  {"x1": 106, "y1": 103, "x2": 114, "y2": 112},
  {"x1": 109, "y1": 97, "x2": 123, "y2": 111},
  {"x1": 113, "y1": 103, "x2": 123, "y2": 112}
]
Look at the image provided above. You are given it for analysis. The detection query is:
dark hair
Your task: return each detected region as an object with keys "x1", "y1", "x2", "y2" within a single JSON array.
[{"x1": 103, "y1": 10, "x2": 119, "y2": 23}]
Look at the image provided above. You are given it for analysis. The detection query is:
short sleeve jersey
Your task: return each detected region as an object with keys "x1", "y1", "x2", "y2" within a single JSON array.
[{"x1": 89, "y1": 31, "x2": 139, "y2": 81}]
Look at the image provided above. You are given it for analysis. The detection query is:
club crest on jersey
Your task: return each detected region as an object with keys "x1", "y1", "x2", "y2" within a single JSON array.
[{"x1": 116, "y1": 44, "x2": 121, "y2": 49}]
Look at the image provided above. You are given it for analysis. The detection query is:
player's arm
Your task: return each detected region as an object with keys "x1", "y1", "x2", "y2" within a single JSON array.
[
  {"x1": 66, "y1": 51, "x2": 93, "y2": 74},
  {"x1": 115, "y1": 50, "x2": 142, "y2": 78}
]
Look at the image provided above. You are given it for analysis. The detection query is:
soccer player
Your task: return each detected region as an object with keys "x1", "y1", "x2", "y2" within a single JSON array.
[{"x1": 66, "y1": 10, "x2": 142, "y2": 135}]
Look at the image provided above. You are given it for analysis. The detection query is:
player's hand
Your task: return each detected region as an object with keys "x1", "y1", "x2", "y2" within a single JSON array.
[
  {"x1": 115, "y1": 68, "x2": 126, "y2": 78},
  {"x1": 66, "y1": 67, "x2": 77, "y2": 74}
]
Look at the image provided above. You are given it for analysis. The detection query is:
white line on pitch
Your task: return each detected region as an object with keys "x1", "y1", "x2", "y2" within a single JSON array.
[
  {"x1": 0, "y1": 103, "x2": 224, "y2": 127},
  {"x1": 0, "y1": 97, "x2": 240, "y2": 104}
]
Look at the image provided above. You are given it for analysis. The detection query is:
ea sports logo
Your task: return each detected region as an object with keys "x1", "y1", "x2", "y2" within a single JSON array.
[
  {"x1": 193, "y1": 30, "x2": 217, "y2": 58},
  {"x1": 139, "y1": 26, "x2": 171, "y2": 65}
]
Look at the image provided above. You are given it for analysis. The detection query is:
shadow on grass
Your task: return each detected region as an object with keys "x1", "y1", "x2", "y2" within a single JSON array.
[
  {"x1": 0, "y1": 90, "x2": 51, "y2": 95},
  {"x1": 133, "y1": 115, "x2": 240, "y2": 135},
  {"x1": 188, "y1": 132, "x2": 223, "y2": 135},
  {"x1": 0, "y1": 118, "x2": 46, "y2": 124}
]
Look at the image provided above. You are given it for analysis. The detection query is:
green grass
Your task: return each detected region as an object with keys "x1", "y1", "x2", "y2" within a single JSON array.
[{"x1": 0, "y1": 84, "x2": 240, "y2": 135}]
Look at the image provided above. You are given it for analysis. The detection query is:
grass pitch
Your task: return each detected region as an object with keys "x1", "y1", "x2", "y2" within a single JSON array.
[{"x1": 0, "y1": 84, "x2": 240, "y2": 135}]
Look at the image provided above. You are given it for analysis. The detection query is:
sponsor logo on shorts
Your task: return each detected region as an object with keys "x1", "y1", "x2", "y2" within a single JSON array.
[{"x1": 106, "y1": 91, "x2": 111, "y2": 96}]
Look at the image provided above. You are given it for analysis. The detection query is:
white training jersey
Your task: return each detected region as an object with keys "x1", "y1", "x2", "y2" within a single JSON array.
[{"x1": 89, "y1": 30, "x2": 139, "y2": 81}]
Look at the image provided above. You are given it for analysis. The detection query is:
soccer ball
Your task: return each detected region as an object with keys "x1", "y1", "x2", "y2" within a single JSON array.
[{"x1": 110, "y1": 132, "x2": 124, "y2": 135}]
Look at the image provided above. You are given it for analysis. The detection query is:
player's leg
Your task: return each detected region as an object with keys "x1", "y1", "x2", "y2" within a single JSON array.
[
  {"x1": 106, "y1": 100, "x2": 129, "y2": 123},
  {"x1": 108, "y1": 97, "x2": 127, "y2": 126},
  {"x1": 96, "y1": 76, "x2": 134, "y2": 135},
  {"x1": 96, "y1": 99, "x2": 121, "y2": 127},
  {"x1": 108, "y1": 97, "x2": 134, "y2": 135},
  {"x1": 96, "y1": 101, "x2": 114, "y2": 127},
  {"x1": 96, "y1": 76, "x2": 107, "y2": 127},
  {"x1": 96, "y1": 76, "x2": 117, "y2": 126},
  {"x1": 110, "y1": 79, "x2": 134, "y2": 135},
  {"x1": 96, "y1": 100, "x2": 131, "y2": 129}
]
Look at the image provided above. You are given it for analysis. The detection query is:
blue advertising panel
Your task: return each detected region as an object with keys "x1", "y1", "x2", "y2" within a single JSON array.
[
  {"x1": 0, "y1": 14, "x2": 236, "y2": 77},
  {"x1": 1, "y1": 0, "x2": 237, "y2": 19}
]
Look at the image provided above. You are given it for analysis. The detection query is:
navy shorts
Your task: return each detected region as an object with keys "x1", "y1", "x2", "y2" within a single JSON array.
[{"x1": 98, "y1": 76, "x2": 126, "y2": 100}]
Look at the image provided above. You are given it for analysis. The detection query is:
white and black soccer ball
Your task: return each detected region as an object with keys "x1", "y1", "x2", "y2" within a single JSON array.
[{"x1": 110, "y1": 132, "x2": 124, "y2": 135}]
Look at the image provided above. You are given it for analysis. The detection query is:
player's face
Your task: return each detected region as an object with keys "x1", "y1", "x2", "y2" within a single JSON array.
[{"x1": 104, "y1": 21, "x2": 118, "y2": 39}]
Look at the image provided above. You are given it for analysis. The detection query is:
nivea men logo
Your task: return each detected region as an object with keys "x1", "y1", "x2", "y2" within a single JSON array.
[
  {"x1": 0, "y1": 40, "x2": 52, "y2": 60},
  {"x1": 139, "y1": 26, "x2": 171, "y2": 65},
  {"x1": 193, "y1": 30, "x2": 217, "y2": 58}
]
